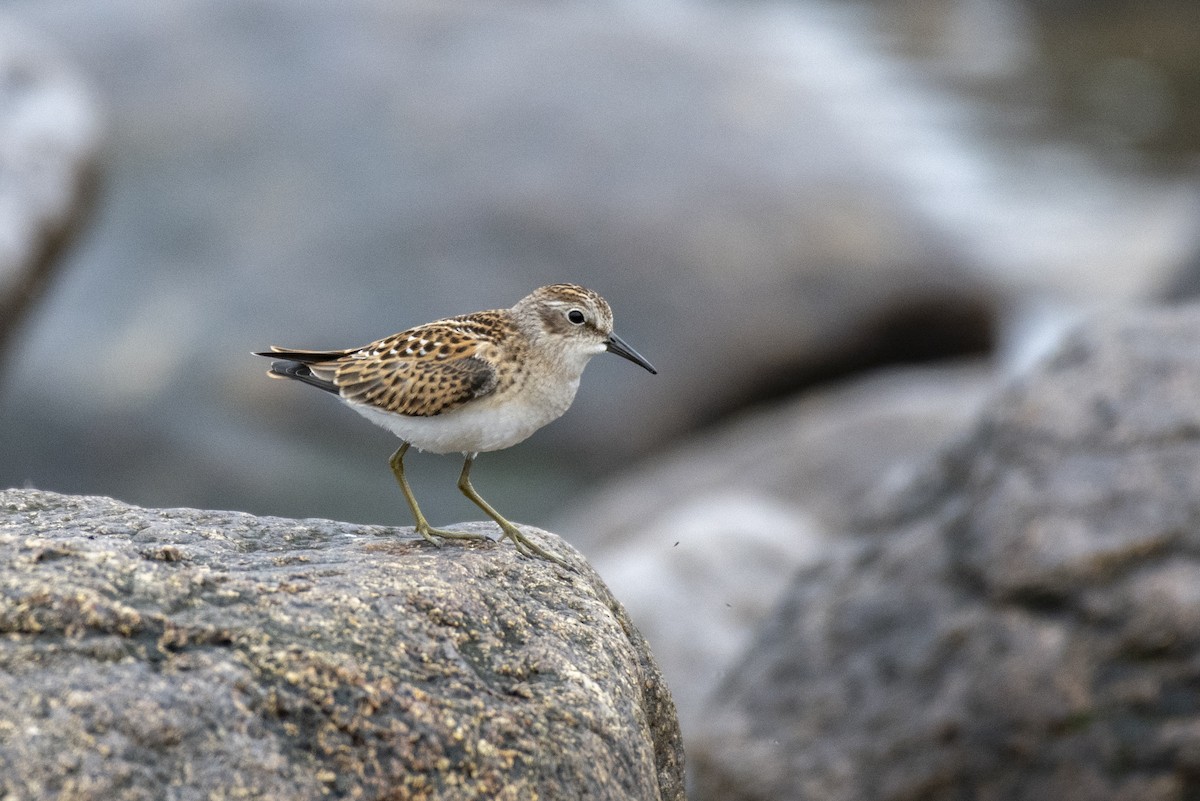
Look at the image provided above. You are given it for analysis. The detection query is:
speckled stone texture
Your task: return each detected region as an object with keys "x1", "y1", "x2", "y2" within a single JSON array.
[
  {"x1": 0, "y1": 490, "x2": 684, "y2": 801},
  {"x1": 691, "y1": 305, "x2": 1200, "y2": 801}
]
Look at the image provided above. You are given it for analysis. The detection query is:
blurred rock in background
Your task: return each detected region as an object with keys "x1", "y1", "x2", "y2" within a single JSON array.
[
  {"x1": 0, "y1": 21, "x2": 100, "y2": 370},
  {"x1": 558, "y1": 362, "x2": 996, "y2": 737},
  {"x1": 692, "y1": 306, "x2": 1200, "y2": 801},
  {"x1": 2, "y1": 0, "x2": 1194, "y2": 530}
]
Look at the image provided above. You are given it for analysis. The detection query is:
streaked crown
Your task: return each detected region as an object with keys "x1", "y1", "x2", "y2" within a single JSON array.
[{"x1": 512, "y1": 284, "x2": 614, "y2": 342}]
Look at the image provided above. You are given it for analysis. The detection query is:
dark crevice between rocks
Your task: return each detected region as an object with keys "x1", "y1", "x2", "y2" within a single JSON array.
[
  {"x1": 1001, "y1": 587, "x2": 1075, "y2": 616},
  {"x1": 1183, "y1": 770, "x2": 1200, "y2": 801},
  {"x1": 687, "y1": 293, "x2": 997, "y2": 436}
]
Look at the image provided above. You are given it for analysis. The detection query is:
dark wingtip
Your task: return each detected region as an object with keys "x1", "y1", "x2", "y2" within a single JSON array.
[
  {"x1": 253, "y1": 347, "x2": 346, "y2": 364},
  {"x1": 260, "y1": 359, "x2": 340, "y2": 394}
]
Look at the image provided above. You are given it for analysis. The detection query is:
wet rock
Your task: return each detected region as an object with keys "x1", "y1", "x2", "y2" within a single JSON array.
[
  {"x1": 0, "y1": 18, "x2": 101, "y2": 368},
  {"x1": 690, "y1": 305, "x2": 1200, "y2": 801},
  {"x1": 0, "y1": 489, "x2": 684, "y2": 801}
]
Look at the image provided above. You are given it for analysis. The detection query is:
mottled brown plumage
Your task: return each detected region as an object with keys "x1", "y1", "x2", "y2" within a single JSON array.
[{"x1": 335, "y1": 314, "x2": 510, "y2": 416}]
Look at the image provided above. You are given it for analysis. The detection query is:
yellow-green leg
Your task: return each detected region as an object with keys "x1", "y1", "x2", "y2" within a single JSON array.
[
  {"x1": 389, "y1": 444, "x2": 486, "y2": 544},
  {"x1": 456, "y1": 455, "x2": 570, "y2": 568}
]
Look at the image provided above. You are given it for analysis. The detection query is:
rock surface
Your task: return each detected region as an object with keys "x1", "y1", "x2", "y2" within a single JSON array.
[
  {"x1": 0, "y1": 19, "x2": 101, "y2": 367},
  {"x1": 691, "y1": 305, "x2": 1200, "y2": 801},
  {"x1": 0, "y1": 489, "x2": 684, "y2": 801},
  {"x1": 560, "y1": 363, "x2": 995, "y2": 736}
]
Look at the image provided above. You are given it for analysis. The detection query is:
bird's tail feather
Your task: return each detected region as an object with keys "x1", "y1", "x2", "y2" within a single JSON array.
[
  {"x1": 253, "y1": 345, "x2": 348, "y2": 363},
  {"x1": 259, "y1": 356, "x2": 339, "y2": 394}
]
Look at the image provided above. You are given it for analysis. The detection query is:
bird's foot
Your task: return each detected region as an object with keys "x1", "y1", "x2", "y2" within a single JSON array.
[
  {"x1": 496, "y1": 522, "x2": 573, "y2": 570},
  {"x1": 413, "y1": 522, "x2": 489, "y2": 545}
]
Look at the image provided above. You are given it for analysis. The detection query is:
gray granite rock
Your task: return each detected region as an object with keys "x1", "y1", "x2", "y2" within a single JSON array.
[
  {"x1": 0, "y1": 489, "x2": 684, "y2": 801},
  {"x1": 0, "y1": 18, "x2": 101, "y2": 367},
  {"x1": 560, "y1": 362, "x2": 996, "y2": 741},
  {"x1": 691, "y1": 305, "x2": 1200, "y2": 801}
]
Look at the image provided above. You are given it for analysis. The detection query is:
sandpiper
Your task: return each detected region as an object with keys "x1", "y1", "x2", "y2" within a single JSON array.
[{"x1": 256, "y1": 283, "x2": 656, "y2": 566}]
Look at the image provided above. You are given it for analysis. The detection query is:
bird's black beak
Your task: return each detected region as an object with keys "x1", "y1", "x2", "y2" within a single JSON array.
[{"x1": 606, "y1": 332, "x2": 657, "y2": 374}]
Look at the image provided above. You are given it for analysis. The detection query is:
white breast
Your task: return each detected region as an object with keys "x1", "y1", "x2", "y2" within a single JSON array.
[{"x1": 346, "y1": 377, "x2": 581, "y2": 455}]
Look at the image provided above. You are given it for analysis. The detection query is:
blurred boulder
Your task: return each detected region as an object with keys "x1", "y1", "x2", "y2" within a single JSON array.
[
  {"x1": 560, "y1": 362, "x2": 996, "y2": 551},
  {"x1": 0, "y1": 0, "x2": 1193, "y2": 529},
  {"x1": 0, "y1": 488, "x2": 684, "y2": 801},
  {"x1": 560, "y1": 362, "x2": 995, "y2": 739},
  {"x1": 691, "y1": 305, "x2": 1200, "y2": 801},
  {"x1": 0, "y1": 19, "x2": 100, "y2": 368}
]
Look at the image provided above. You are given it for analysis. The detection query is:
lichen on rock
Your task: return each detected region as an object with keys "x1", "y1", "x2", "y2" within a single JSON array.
[{"x1": 0, "y1": 489, "x2": 684, "y2": 801}]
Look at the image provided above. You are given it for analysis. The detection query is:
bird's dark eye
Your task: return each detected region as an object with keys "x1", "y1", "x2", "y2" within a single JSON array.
[{"x1": 567, "y1": 309, "x2": 586, "y2": 325}]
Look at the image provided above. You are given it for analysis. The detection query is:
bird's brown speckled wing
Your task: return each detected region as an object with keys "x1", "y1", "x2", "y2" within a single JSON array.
[{"x1": 315, "y1": 311, "x2": 513, "y2": 417}]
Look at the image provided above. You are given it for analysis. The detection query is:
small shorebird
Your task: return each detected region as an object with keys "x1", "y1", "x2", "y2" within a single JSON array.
[{"x1": 256, "y1": 283, "x2": 656, "y2": 566}]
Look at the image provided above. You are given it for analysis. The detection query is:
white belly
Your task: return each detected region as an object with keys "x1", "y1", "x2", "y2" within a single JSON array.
[{"x1": 346, "y1": 385, "x2": 577, "y2": 455}]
